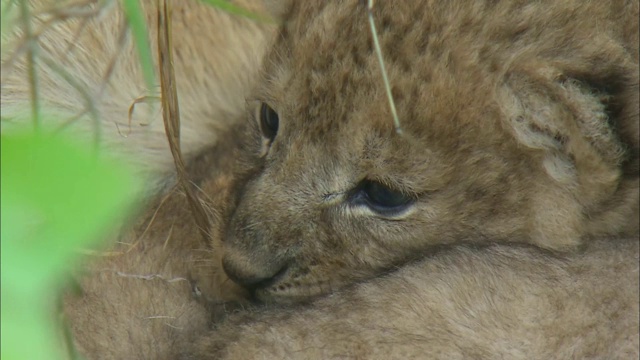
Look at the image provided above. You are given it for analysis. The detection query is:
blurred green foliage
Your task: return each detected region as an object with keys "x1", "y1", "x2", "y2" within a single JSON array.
[
  {"x1": 0, "y1": 0, "x2": 264, "y2": 358},
  {"x1": 121, "y1": 0, "x2": 156, "y2": 91},
  {"x1": 1, "y1": 131, "x2": 142, "y2": 359}
]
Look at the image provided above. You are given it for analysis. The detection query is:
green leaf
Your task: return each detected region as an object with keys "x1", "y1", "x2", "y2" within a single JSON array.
[
  {"x1": 121, "y1": 0, "x2": 156, "y2": 90},
  {"x1": 198, "y1": 0, "x2": 275, "y2": 23},
  {"x1": 1, "y1": 131, "x2": 142, "y2": 359},
  {"x1": 0, "y1": 0, "x2": 17, "y2": 37}
]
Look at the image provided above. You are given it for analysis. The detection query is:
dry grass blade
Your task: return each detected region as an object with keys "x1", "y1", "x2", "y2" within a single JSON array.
[
  {"x1": 157, "y1": 0, "x2": 212, "y2": 245},
  {"x1": 367, "y1": 0, "x2": 402, "y2": 134},
  {"x1": 118, "y1": 94, "x2": 161, "y2": 137}
]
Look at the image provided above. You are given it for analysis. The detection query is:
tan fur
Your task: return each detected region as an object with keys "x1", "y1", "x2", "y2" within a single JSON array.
[
  {"x1": 2, "y1": 0, "x2": 638, "y2": 359},
  {"x1": 222, "y1": 0, "x2": 640, "y2": 304},
  {"x1": 190, "y1": 238, "x2": 640, "y2": 359}
]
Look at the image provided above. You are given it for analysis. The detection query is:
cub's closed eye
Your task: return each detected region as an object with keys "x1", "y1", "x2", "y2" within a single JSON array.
[
  {"x1": 351, "y1": 180, "x2": 414, "y2": 216},
  {"x1": 259, "y1": 102, "x2": 279, "y2": 141}
]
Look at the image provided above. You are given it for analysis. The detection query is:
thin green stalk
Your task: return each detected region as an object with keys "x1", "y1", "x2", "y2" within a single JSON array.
[
  {"x1": 121, "y1": 0, "x2": 155, "y2": 91},
  {"x1": 198, "y1": 0, "x2": 274, "y2": 23},
  {"x1": 18, "y1": 0, "x2": 41, "y2": 132}
]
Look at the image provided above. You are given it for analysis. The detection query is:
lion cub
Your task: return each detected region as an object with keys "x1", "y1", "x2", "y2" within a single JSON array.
[
  {"x1": 2, "y1": 0, "x2": 637, "y2": 359},
  {"x1": 220, "y1": 0, "x2": 639, "y2": 304}
]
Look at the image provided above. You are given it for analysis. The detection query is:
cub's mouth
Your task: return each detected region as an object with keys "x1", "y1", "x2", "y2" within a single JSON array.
[
  {"x1": 244, "y1": 265, "x2": 291, "y2": 301},
  {"x1": 222, "y1": 258, "x2": 336, "y2": 304},
  {"x1": 252, "y1": 274, "x2": 338, "y2": 305}
]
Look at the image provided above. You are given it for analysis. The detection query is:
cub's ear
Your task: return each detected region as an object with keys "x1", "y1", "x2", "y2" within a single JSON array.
[
  {"x1": 497, "y1": 56, "x2": 639, "y2": 241},
  {"x1": 263, "y1": 0, "x2": 294, "y2": 22},
  {"x1": 498, "y1": 64, "x2": 636, "y2": 187},
  {"x1": 613, "y1": 80, "x2": 639, "y2": 177}
]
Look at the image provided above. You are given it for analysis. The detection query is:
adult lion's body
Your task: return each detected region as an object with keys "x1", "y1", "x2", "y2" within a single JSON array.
[
  {"x1": 1, "y1": 0, "x2": 274, "y2": 179},
  {"x1": 1, "y1": 0, "x2": 638, "y2": 359}
]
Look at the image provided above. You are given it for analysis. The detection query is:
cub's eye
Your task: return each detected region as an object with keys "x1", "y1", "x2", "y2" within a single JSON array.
[
  {"x1": 259, "y1": 102, "x2": 279, "y2": 141},
  {"x1": 352, "y1": 180, "x2": 414, "y2": 216}
]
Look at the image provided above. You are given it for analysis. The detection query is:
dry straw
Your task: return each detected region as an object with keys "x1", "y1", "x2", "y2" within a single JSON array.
[
  {"x1": 156, "y1": 0, "x2": 213, "y2": 246},
  {"x1": 367, "y1": 0, "x2": 402, "y2": 134}
]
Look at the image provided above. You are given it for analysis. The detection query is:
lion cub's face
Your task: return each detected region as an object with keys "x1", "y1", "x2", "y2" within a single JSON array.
[{"x1": 221, "y1": 1, "x2": 639, "y2": 304}]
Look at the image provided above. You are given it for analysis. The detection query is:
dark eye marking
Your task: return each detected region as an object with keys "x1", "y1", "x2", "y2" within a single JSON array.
[
  {"x1": 259, "y1": 102, "x2": 279, "y2": 142},
  {"x1": 350, "y1": 179, "x2": 414, "y2": 216}
]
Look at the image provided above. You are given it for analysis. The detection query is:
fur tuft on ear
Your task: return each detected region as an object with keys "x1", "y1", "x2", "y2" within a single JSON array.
[{"x1": 263, "y1": 0, "x2": 295, "y2": 22}]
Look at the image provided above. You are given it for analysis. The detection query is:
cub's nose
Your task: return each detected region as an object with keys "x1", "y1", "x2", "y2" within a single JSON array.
[{"x1": 222, "y1": 251, "x2": 288, "y2": 291}]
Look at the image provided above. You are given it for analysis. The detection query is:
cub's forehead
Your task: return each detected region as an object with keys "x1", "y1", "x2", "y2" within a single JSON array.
[
  {"x1": 262, "y1": 6, "x2": 389, "y2": 134},
  {"x1": 262, "y1": 2, "x2": 387, "y2": 132},
  {"x1": 258, "y1": 1, "x2": 516, "y2": 145}
]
